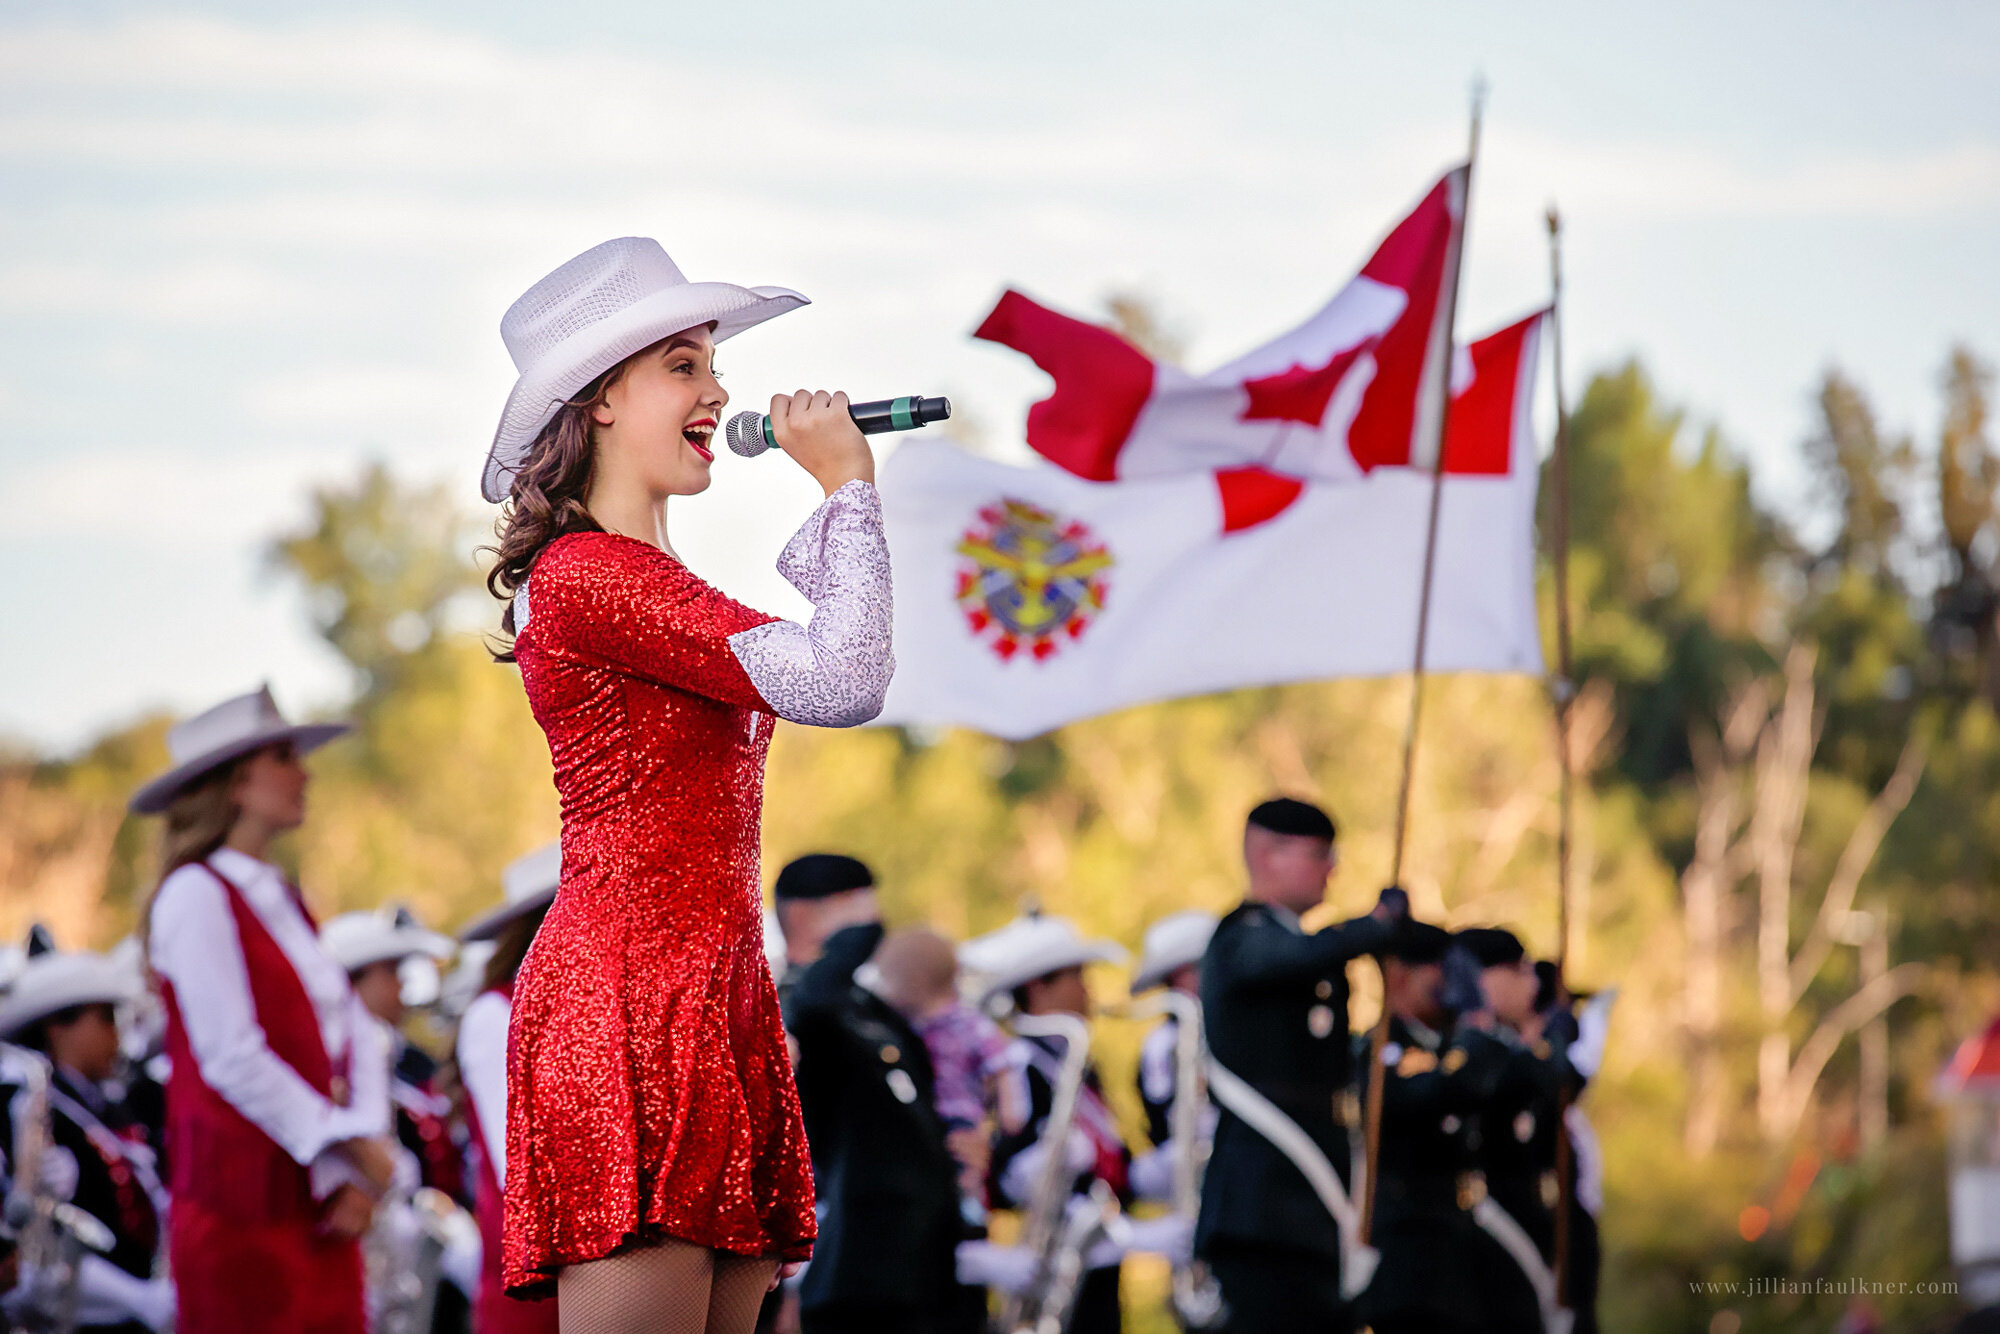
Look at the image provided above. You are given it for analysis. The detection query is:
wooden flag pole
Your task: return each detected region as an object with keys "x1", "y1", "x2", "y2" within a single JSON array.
[
  {"x1": 1546, "y1": 201, "x2": 1579, "y2": 1310},
  {"x1": 1360, "y1": 79, "x2": 1485, "y2": 1248}
]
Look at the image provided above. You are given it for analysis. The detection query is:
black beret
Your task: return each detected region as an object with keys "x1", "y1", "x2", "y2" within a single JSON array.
[
  {"x1": 1456, "y1": 927, "x2": 1526, "y2": 969},
  {"x1": 1246, "y1": 797, "x2": 1337, "y2": 842},
  {"x1": 1384, "y1": 919, "x2": 1451, "y2": 964},
  {"x1": 773, "y1": 853, "x2": 875, "y2": 901}
]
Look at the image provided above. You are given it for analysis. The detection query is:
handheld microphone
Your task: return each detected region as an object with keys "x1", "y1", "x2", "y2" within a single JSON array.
[{"x1": 725, "y1": 395, "x2": 952, "y2": 458}]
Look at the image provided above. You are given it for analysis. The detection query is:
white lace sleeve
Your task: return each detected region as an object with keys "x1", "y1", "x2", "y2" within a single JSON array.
[{"x1": 728, "y1": 480, "x2": 895, "y2": 727}]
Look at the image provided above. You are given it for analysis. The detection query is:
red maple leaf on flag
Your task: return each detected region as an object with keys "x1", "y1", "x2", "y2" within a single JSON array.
[{"x1": 1239, "y1": 339, "x2": 1376, "y2": 426}]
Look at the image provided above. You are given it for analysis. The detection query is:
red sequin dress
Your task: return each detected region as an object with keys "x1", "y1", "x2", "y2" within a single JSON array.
[{"x1": 503, "y1": 481, "x2": 893, "y2": 1297}]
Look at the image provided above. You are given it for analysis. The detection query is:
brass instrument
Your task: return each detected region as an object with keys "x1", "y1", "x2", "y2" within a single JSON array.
[
  {"x1": 1117, "y1": 991, "x2": 1224, "y2": 1330},
  {"x1": 362, "y1": 1182, "x2": 464, "y2": 1334},
  {"x1": 1000, "y1": 1012, "x2": 1118, "y2": 1334},
  {"x1": 2, "y1": 1044, "x2": 113, "y2": 1334}
]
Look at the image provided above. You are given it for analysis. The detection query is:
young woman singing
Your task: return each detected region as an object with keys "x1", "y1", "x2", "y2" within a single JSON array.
[{"x1": 481, "y1": 237, "x2": 893, "y2": 1334}]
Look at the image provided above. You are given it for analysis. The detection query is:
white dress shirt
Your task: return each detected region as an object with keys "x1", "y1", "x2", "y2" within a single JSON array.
[
  {"x1": 455, "y1": 989, "x2": 511, "y2": 1186},
  {"x1": 148, "y1": 847, "x2": 389, "y2": 1193}
]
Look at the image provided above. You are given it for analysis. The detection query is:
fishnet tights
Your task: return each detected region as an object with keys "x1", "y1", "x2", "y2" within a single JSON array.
[{"x1": 557, "y1": 1239, "x2": 780, "y2": 1334}]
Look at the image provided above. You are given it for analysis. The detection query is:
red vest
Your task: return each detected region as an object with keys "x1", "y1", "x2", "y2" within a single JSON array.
[
  {"x1": 463, "y1": 984, "x2": 558, "y2": 1332},
  {"x1": 160, "y1": 861, "x2": 339, "y2": 1224}
]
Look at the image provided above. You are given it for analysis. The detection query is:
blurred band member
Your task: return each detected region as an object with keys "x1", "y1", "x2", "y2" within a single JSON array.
[
  {"x1": 132, "y1": 686, "x2": 397, "y2": 1334},
  {"x1": 480, "y1": 238, "x2": 890, "y2": 1332},
  {"x1": 0, "y1": 936, "x2": 173, "y2": 1333},
  {"x1": 969, "y1": 915, "x2": 1130, "y2": 1334},
  {"x1": 1126, "y1": 909, "x2": 1218, "y2": 1204},
  {"x1": 455, "y1": 842, "x2": 562, "y2": 1334},
  {"x1": 321, "y1": 907, "x2": 463, "y2": 1202},
  {"x1": 1195, "y1": 798, "x2": 1399, "y2": 1334},
  {"x1": 1352, "y1": 924, "x2": 1531, "y2": 1334},
  {"x1": 775, "y1": 855, "x2": 963, "y2": 1334}
]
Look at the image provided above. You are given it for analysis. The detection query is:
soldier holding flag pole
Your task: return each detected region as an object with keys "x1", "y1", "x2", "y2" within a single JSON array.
[{"x1": 1194, "y1": 798, "x2": 1402, "y2": 1334}]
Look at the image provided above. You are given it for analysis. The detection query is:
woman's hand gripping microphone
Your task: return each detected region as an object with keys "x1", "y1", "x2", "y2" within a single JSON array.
[{"x1": 767, "y1": 390, "x2": 874, "y2": 496}]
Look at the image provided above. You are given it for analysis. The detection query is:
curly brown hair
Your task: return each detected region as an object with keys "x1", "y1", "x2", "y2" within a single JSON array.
[{"x1": 483, "y1": 364, "x2": 625, "y2": 660}]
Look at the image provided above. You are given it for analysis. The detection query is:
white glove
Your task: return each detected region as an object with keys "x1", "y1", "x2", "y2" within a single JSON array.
[
  {"x1": 1571, "y1": 989, "x2": 1617, "y2": 1080},
  {"x1": 1127, "y1": 1144, "x2": 1175, "y2": 1203},
  {"x1": 36, "y1": 1144, "x2": 80, "y2": 1201},
  {"x1": 1120, "y1": 1213, "x2": 1195, "y2": 1265},
  {"x1": 956, "y1": 1240, "x2": 1039, "y2": 1294}
]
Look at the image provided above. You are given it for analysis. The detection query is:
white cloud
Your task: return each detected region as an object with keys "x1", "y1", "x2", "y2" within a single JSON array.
[
  {"x1": 15, "y1": 447, "x2": 332, "y2": 547},
  {"x1": 0, "y1": 257, "x2": 332, "y2": 325}
]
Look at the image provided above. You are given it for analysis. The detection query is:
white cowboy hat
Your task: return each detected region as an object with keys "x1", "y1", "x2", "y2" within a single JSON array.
[
  {"x1": 321, "y1": 907, "x2": 457, "y2": 975},
  {"x1": 959, "y1": 914, "x2": 1127, "y2": 1004},
  {"x1": 1131, "y1": 910, "x2": 1220, "y2": 994},
  {"x1": 437, "y1": 940, "x2": 499, "y2": 1020},
  {"x1": 130, "y1": 685, "x2": 349, "y2": 815},
  {"x1": 0, "y1": 942, "x2": 141, "y2": 1041},
  {"x1": 481, "y1": 237, "x2": 808, "y2": 503},
  {"x1": 460, "y1": 841, "x2": 562, "y2": 942}
]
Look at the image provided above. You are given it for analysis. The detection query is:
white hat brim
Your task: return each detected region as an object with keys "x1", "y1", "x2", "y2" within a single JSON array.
[
  {"x1": 1131, "y1": 953, "x2": 1197, "y2": 995},
  {"x1": 328, "y1": 928, "x2": 458, "y2": 974},
  {"x1": 0, "y1": 965, "x2": 140, "y2": 1040},
  {"x1": 482, "y1": 282, "x2": 808, "y2": 503},
  {"x1": 970, "y1": 940, "x2": 1127, "y2": 1002},
  {"x1": 459, "y1": 886, "x2": 558, "y2": 943},
  {"x1": 130, "y1": 722, "x2": 350, "y2": 815}
]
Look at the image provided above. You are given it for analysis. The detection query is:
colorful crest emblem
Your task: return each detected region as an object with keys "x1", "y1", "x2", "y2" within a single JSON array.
[{"x1": 953, "y1": 498, "x2": 1113, "y2": 662}]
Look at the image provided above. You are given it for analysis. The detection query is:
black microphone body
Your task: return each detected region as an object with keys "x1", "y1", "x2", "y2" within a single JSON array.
[{"x1": 726, "y1": 395, "x2": 951, "y2": 458}]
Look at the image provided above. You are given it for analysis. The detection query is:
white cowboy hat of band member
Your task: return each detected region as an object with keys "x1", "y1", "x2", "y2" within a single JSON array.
[
  {"x1": 128, "y1": 684, "x2": 350, "y2": 816},
  {"x1": 0, "y1": 936, "x2": 142, "y2": 1043},
  {"x1": 1130, "y1": 910, "x2": 1221, "y2": 995},
  {"x1": 959, "y1": 913, "x2": 1128, "y2": 1007},
  {"x1": 457, "y1": 841, "x2": 562, "y2": 944}
]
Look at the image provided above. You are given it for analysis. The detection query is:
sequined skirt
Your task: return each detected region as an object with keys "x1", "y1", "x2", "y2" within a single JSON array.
[{"x1": 501, "y1": 867, "x2": 816, "y2": 1297}]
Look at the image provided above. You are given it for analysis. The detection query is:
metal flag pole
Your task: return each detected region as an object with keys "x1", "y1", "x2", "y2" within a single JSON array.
[
  {"x1": 1546, "y1": 200, "x2": 1579, "y2": 1310},
  {"x1": 1360, "y1": 78, "x2": 1485, "y2": 1248}
]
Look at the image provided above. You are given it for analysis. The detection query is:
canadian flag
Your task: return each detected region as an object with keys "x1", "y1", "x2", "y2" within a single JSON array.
[
  {"x1": 973, "y1": 166, "x2": 1469, "y2": 488},
  {"x1": 873, "y1": 310, "x2": 1549, "y2": 739}
]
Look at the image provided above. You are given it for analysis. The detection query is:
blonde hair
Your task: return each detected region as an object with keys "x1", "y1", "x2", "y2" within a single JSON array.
[
  {"x1": 138, "y1": 757, "x2": 245, "y2": 955},
  {"x1": 871, "y1": 926, "x2": 960, "y2": 1016}
]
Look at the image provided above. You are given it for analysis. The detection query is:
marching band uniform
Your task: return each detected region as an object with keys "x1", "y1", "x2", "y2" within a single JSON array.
[
  {"x1": 1351, "y1": 925, "x2": 1533, "y2": 1334},
  {"x1": 321, "y1": 908, "x2": 465, "y2": 1204},
  {"x1": 1195, "y1": 897, "x2": 1392, "y2": 1334},
  {"x1": 968, "y1": 916, "x2": 1130, "y2": 1334},
  {"x1": 489, "y1": 239, "x2": 892, "y2": 1296},
  {"x1": 133, "y1": 688, "x2": 390, "y2": 1334},
  {"x1": 784, "y1": 915, "x2": 962, "y2": 1333},
  {"x1": 0, "y1": 945, "x2": 172, "y2": 1333},
  {"x1": 1127, "y1": 911, "x2": 1218, "y2": 1204},
  {"x1": 456, "y1": 843, "x2": 562, "y2": 1334}
]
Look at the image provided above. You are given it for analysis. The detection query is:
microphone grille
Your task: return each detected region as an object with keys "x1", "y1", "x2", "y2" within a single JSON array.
[{"x1": 725, "y1": 411, "x2": 771, "y2": 458}]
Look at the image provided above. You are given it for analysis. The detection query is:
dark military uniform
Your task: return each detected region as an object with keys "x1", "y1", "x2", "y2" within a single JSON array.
[
  {"x1": 785, "y1": 922, "x2": 964, "y2": 1334},
  {"x1": 1351, "y1": 1016, "x2": 1539, "y2": 1334},
  {"x1": 1482, "y1": 1025, "x2": 1599, "y2": 1334},
  {"x1": 990, "y1": 1032, "x2": 1131, "y2": 1334},
  {"x1": 388, "y1": 1038, "x2": 468, "y2": 1206},
  {"x1": 0, "y1": 1054, "x2": 169, "y2": 1334},
  {"x1": 1194, "y1": 902, "x2": 1393, "y2": 1334}
]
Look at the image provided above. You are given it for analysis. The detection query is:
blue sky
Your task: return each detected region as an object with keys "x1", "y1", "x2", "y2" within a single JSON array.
[{"x1": 3, "y1": 1, "x2": 1997, "y2": 750}]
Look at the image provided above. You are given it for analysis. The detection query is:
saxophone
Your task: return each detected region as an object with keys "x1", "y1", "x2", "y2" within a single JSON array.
[
  {"x1": 2, "y1": 1044, "x2": 113, "y2": 1334},
  {"x1": 1116, "y1": 991, "x2": 1225, "y2": 1331},
  {"x1": 362, "y1": 1181, "x2": 464, "y2": 1334},
  {"x1": 999, "y1": 1012, "x2": 1120, "y2": 1334}
]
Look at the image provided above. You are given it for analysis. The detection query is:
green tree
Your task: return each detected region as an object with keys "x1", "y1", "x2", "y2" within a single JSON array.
[{"x1": 1803, "y1": 369, "x2": 1915, "y2": 588}]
